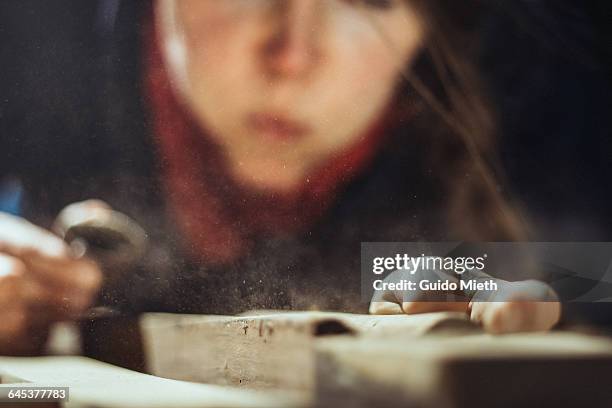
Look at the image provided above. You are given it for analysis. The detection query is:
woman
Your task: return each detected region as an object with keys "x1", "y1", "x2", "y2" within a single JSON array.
[{"x1": 0, "y1": 0, "x2": 561, "y2": 355}]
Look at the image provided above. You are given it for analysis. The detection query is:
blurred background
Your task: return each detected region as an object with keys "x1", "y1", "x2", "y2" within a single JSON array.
[{"x1": 1, "y1": 0, "x2": 610, "y2": 239}]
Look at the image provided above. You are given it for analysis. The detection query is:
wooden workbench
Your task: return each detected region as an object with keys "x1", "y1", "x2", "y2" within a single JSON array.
[
  {"x1": 141, "y1": 311, "x2": 612, "y2": 407},
  {"x1": 3, "y1": 312, "x2": 612, "y2": 407}
]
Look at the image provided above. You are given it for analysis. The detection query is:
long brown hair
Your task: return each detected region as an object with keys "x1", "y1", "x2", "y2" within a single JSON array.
[{"x1": 367, "y1": 0, "x2": 528, "y2": 241}]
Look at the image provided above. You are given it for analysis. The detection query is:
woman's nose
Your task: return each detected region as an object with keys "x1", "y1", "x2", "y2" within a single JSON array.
[{"x1": 262, "y1": 1, "x2": 323, "y2": 79}]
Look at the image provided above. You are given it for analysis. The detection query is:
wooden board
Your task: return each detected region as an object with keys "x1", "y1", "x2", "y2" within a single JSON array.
[
  {"x1": 140, "y1": 311, "x2": 477, "y2": 390},
  {"x1": 0, "y1": 356, "x2": 304, "y2": 408},
  {"x1": 315, "y1": 333, "x2": 612, "y2": 408},
  {"x1": 141, "y1": 311, "x2": 612, "y2": 407}
]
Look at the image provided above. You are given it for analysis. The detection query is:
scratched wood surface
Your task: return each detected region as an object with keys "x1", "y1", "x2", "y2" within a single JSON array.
[
  {"x1": 140, "y1": 311, "x2": 477, "y2": 389},
  {"x1": 3, "y1": 313, "x2": 612, "y2": 408},
  {"x1": 315, "y1": 333, "x2": 612, "y2": 408},
  {"x1": 141, "y1": 311, "x2": 612, "y2": 408}
]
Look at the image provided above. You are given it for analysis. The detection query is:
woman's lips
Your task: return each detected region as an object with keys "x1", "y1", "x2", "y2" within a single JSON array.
[{"x1": 246, "y1": 113, "x2": 310, "y2": 142}]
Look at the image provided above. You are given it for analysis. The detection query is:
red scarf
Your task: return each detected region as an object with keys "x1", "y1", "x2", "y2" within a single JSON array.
[{"x1": 144, "y1": 20, "x2": 393, "y2": 265}]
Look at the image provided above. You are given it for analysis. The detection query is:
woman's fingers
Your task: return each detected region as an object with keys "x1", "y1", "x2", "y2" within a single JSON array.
[
  {"x1": 0, "y1": 208, "x2": 107, "y2": 355},
  {"x1": 0, "y1": 212, "x2": 102, "y2": 316},
  {"x1": 0, "y1": 255, "x2": 30, "y2": 348},
  {"x1": 401, "y1": 301, "x2": 468, "y2": 314},
  {"x1": 369, "y1": 274, "x2": 561, "y2": 335},
  {"x1": 369, "y1": 301, "x2": 403, "y2": 314},
  {"x1": 0, "y1": 250, "x2": 99, "y2": 355},
  {"x1": 470, "y1": 280, "x2": 561, "y2": 334},
  {"x1": 0, "y1": 213, "x2": 69, "y2": 259},
  {"x1": 0, "y1": 253, "x2": 61, "y2": 319},
  {"x1": 0, "y1": 286, "x2": 50, "y2": 355},
  {"x1": 370, "y1": 300, "x2": 469, "y2": 315},
  {"x1": 471, "y1": 301, "x2": 561, "y2": 334},
  {"x1": 24, "y1": 256, "x2": 101, "y2": 318},
  {"x1": 0, "y1": 212, "x2": 74, "y2": 287},
  {"x1": 370, "y1": 267, "x2": 468, "y2": 315},
  {"x1": 370, "y1": 270, "x2": 468, "y2": 315},
  {"x1": 0, "y1": 303, "x2": 28, "y2": 345}
]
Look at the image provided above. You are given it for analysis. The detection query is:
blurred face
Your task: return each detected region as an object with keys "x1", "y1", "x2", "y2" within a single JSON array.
[{"x1": 156, "y1": 0, "x2": 424, "y2": 191}]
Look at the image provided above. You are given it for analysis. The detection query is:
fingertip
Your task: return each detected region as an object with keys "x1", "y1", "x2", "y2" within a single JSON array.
[{"x1": 369, "y1": 301, "x2": 403, "y2": 315}]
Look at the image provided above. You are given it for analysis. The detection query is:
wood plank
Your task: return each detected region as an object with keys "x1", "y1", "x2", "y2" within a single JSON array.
[
  {"x1": 315, "y1": 333, "x2": 612, "y2": 408},
  {"x1": 0, "y1": 356, "x2": 304, "y2": 408},
  {"x1": 140, "y1": 311, "x2": 477, "y2": 390},
  {"x1": 141, "y1": 311, "x2": 612, "y2": 407}
]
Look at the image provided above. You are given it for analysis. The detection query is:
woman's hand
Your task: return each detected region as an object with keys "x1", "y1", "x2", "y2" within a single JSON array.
[
  {"x1": 0, "y1": 205, "x2": 103, "y2": 355},
  {"x1": 369, "y1": 270, "x2": 561, "y2": 334},
  {"x1": 468, "y1": 280, "x2": 561, "y2": 334},
  {"x1": 369, "y1": 268, "x2": 470, "y2": 315}
]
